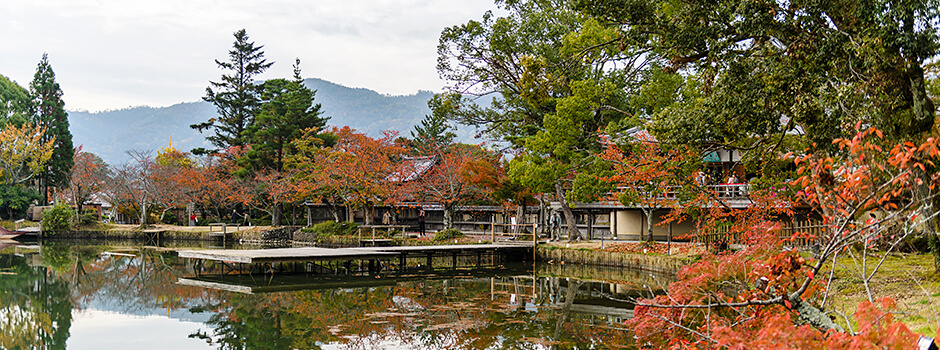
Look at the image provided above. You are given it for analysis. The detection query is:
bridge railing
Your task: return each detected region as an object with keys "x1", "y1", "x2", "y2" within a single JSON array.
[
  {"x1": 611, "y1": 184, "x2": 751, "y2": 201},
  {"x1": 489, "y1": 223, "x2": 538, "y2": 243}
]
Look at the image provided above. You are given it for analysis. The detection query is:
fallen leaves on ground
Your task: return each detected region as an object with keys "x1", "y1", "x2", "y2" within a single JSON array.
[{"x1": 602, "y1": 242, "x2": 701, "y2": 255}]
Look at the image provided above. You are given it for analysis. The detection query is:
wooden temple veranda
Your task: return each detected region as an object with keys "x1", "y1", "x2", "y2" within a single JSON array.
[{"x1": 177, "y1": 243, "x2": 535, "y2": 277}]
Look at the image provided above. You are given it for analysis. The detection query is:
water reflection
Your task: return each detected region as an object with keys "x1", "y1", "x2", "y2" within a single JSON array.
[
  {"x1": 0, "y1": 242, "x2": 667, "y2": 349},
  {"x1": 0, "y1": 244, "x2": 73, "y2": 349}
]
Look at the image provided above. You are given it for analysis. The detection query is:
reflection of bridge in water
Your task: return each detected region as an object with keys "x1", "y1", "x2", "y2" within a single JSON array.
[{"x1": 178, "y1": 253, "x2": 670, "y2": 329}]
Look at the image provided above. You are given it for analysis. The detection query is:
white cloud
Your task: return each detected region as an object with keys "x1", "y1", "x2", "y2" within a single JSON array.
[{"x1": 0, "y1": 0, "x2": 501, "y2": 111}]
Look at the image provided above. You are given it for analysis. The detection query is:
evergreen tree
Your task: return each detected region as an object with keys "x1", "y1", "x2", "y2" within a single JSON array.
[
  {"x1": 29, "y1": 53, "x2": 74, "y2": 199},
  {"x1": 411, "y1": 95, "x2": 457, "y2": 153},
  {"x1": 192, "y1": 29, "x2": 274, "y2": 153},
  {"x1": 244, "y1": 59, "x2": 328, "y2": 171}
]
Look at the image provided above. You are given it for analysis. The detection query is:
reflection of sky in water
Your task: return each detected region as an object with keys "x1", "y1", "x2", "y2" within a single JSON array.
[
  {"x1": 67, "y1": 308, "x2": 514, "y2": 350},
  {"x1": 4, "y1": 246, "x2": 645, "y2": 349},
  {"x1": 68, "y1": 308, "x2": 209, "y2": 349}
]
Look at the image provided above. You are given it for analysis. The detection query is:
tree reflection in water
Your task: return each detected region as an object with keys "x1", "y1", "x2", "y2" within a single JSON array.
[
  {"x1": 189, "y1": 272, "x2": 643, "y2": 349},
  {"x1": 1, "y1": 242, "x2": 654, "y2": 349},
  {"x1": 0, "y1": 248, "x2": 73, "y2": 349}
]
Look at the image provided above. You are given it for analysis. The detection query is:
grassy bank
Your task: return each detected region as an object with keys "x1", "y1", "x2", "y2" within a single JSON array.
[
  {"x1": 821, "y1": 252, "x2": 940, "y2": 336},
  {"x1": 539, "y1": 241, "x2": 940, "y2": 337}
]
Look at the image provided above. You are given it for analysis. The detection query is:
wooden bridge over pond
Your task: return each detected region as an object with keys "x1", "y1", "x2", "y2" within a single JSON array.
[{"x1": 177, "y1": 243, "x2": 535, "y2": 276}]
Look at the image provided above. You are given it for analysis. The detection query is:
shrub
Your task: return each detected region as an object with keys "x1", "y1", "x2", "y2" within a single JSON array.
[
  {"x1": 161, "y1": 211, "x2": 177, "y2": 225},
  {"x1": 302, "y1": 221, "x2": 359, "y2": 237},
  {"x1": 76, "y1": 209, "x2": 98, "y2": 226},
  {"x1": 433, "y1": 228, "x2": 464, "y2": 242},
  {"x1": 42, "y1": 204, "x2": 74, "y2": 233}
]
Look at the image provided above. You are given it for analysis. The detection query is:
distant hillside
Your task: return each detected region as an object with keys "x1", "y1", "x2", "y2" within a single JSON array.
[
  {"x1": 69, "y1": 78, "x2": 481, "y2": 164},
  {"x1": 69, "y1": 102, "x2": 215, "y2": 164},
  {"x1": 306, "y1": 78, "x2": 434, "y2": 135}
]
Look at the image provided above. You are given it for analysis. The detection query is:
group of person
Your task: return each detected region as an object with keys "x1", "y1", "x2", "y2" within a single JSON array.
[
  {"x1": 381, "y1": 209, "x2": 426, "y2": 236},
  {"x1": 695, "y1": 170, "x2": 747, "y2": 197}
]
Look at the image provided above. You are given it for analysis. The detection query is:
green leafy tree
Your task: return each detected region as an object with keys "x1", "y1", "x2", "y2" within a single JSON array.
[
  {"x1": 580, "y1": 0, "x2": 940, "y2": 265},
  {"x1": 192, "y1": 29, "x2": 274, "y2": 153},
  {"x1": 29, "y1": 53, "x2": 74, "y2": 199},
  {"x1": 437, "y1": 0, "x2": 641, "y2": 240},
  {"x1": 0, "y1": 74, "x2": 31, "y2": 127},
  {"x1": 581, "y1": 0, "x2": 938, "y2": 149},
  {"x1": 243, "y1": 59, "x2": 328, "y2": 171},
  {"x1": 0, "y1": 185, "x2": 42, "y2": 220}
]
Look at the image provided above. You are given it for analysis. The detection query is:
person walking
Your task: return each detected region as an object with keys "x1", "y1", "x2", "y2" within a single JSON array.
[{"x1": 549, "y1": 212, "x2": 559, "y2": 241}]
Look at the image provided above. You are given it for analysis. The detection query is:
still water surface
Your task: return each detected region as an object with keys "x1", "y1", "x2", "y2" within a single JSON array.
[{"x1": 0, "y1": 241, "x2": 665, "y2": 349}]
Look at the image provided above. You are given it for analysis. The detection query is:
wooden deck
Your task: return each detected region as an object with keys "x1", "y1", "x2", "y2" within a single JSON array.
[
  {"x1": 177, "y1": 246, "x2": 397, "y2": 264},
  {"x1": 177, "y1": 243, "x2": 534, "y2": 264}
]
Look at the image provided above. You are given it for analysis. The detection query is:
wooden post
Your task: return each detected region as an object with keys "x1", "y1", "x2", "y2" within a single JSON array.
[
  {"x1": 611, "y1": 211, "x2": 617, "y2": 240},
  {"x1": 491, "y1": 215, "x2": 496, "y2": 242},
  {"x1": 491, "y1": 277, "x2": 495, "y2": 301},
  {"x1": 668, "y1": 222, "x2": 672, "y2": 255},
  {"x1": 533, "y1": 223, "x2": 538, "y2": 262},
  {"x1": 588, "y1": 213, "x2": 594, "y2": 241}
]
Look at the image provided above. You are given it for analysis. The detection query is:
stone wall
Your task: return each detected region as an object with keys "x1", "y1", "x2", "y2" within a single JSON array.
[{"x1": 536, "y1": 246, "x2": 693, "y2": 275}]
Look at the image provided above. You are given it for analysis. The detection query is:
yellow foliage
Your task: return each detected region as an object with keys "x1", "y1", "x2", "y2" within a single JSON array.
[
  {"x1": 155, "y1": 140, "x2": 194, "y2": 168},
  {"x1": 0, "y1": 123, "x2": 55, "y2": 185}
]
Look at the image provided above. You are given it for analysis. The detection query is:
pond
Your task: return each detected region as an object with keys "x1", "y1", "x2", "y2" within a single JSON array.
[{"x1": 0, "y1": 240, "x2": 668, "y2": 349}]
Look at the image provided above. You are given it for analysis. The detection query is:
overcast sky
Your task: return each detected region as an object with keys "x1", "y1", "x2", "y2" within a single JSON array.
[{"x1": 0, "y1": 0, "x2": 500, "y2": 112}]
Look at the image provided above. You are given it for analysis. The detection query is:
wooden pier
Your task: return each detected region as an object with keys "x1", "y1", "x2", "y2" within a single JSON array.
[{"x1": 177, "y1": 243, "x2": 535, "y2": 276}]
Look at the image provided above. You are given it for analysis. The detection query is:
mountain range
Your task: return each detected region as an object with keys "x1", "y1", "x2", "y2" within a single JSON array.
[{"x1": 68, "y1": 78, "x2": 482, "y2": 164}]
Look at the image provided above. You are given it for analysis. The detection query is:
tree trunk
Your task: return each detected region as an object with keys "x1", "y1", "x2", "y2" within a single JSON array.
[
  {"x1": 159, "y1": 208, "x2": 170, "y2": 224},
  {"x1": 272, "y1": 202, "x2": 281, "y2": 227},
  {"x1": 556, "y1": 180, "x2": 580, "y2": 242},
  {"x1": 645, "y1": 208, "x2": 655, "y2": 242},
  {"x1": 791, "y1": 295, "x2": 844, "y2": 332},
  {"x1": 332, "y1": 206, "x2": 341, "y2": 222},
  {"x1": 326, "y1": 201, "x2": 341, "y2": 222},
  {"x1": 443, "y1": 205, "x2": 454, "y2": 229},
  {"x1": 515, "y1": 204, "x2": 525, "y2": 234},
  {"x1": 139, "y1": 200, "x2": 148, "y2": 228}
]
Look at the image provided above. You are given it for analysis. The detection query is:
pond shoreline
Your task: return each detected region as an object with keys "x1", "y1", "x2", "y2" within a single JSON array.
[
  {"x1": 536, "y1": 244, "x2": 694, "y2": 275},
  {"x1": 36, "y1": 225, "x2": 695, "y2": 275}
]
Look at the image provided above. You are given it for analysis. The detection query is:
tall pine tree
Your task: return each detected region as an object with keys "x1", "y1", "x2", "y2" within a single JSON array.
[
  {"x1": 192, "y1": 29, "x2": 274, "y2": 153},
  {"x1": 410, "y1": 94, "x2": 456, "y2": 153},
  {"x1": 244, "y1": 59, "x2": 328, "y2": 171},
  {"x1": 30, "y1": 53, "x2": 73, "y2": 202}
]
